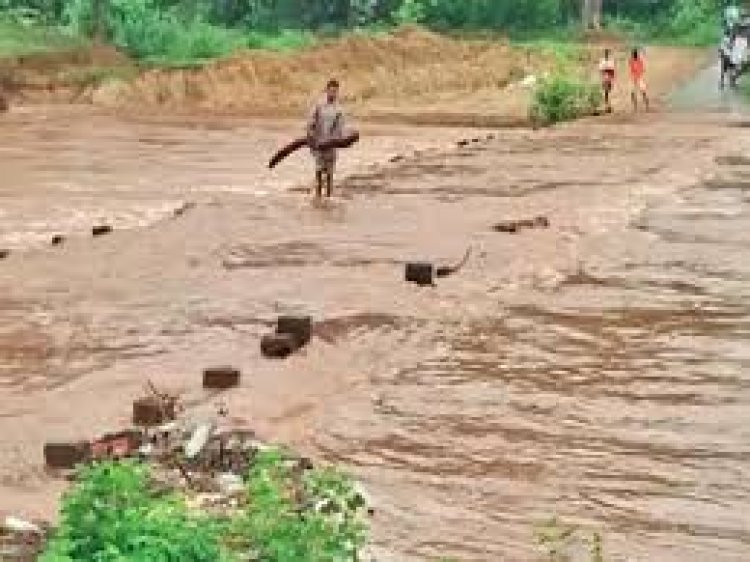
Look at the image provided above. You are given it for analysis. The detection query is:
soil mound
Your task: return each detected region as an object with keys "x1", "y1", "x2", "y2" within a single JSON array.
[{"x1": 96, "y1": 28, "x2": 533, "y2": 117}]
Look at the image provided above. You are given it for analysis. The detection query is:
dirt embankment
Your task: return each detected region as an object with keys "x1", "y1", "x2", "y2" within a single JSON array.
[
  {"x1": 0, "y1": 45, "x2": 133, "y2": 104},
  {"x1": 1, "y1": 28, "x2": 710, "y2": 124}
]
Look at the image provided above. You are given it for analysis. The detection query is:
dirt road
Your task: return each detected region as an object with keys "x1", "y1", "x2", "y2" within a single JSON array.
[{"x1": 1, "y1": 49, "x2": 750, "y2": 561}]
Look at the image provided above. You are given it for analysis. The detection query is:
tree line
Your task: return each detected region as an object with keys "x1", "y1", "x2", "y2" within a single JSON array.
[{"x1": 0, "y1": 0, "x2": 723, "y2": 32}]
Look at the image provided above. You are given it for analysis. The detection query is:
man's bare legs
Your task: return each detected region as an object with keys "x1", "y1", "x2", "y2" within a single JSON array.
[
  {"x1": 314, "y1": 170, "x2": 324, "y2": 198},
  {"x1": 314, "y1": 169, "x2": 333, "y2": 198},
  {"x1": 324, "y1": 169, "x2": 333, "y2": 197},
  {"x1": 631, "y1": 88, "x2": 650, "y2": 112}
]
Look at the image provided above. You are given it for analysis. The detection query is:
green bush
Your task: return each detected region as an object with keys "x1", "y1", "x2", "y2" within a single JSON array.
[
  {"x1": 40, "y1": 450, "x2": 369, "y2": 562},
  {"x1": 62, "y1": 0, "x2": 244, "y2": 63},
  {"x1": 230, "y1": 448, "x2": 368, "y2": 562},
  {"x1": 530, "y1": 73, "x2": 601, "y2": 125},
  {"x1": 40, "y1": 461, "x2": 231, "y2": 562}
]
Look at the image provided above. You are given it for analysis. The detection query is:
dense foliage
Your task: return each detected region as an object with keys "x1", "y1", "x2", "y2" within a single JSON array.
[
  {"x1": 0, "y1": 0, "x2": 724, "y2": 62},
  {"x1": 0, "y1": 0, "x2": 723, "y2": 36},
  {"x1": 39, "y1": 450, "x2": 369, "y2": 562},
  {"x1": 39, "y1": 461, "x2": 231, "y2": 562}
]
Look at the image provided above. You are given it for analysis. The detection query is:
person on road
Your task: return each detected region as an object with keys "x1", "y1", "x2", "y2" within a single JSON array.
[
  {"x1": 729, "y1": 28, "x2": 748, "y2": 87},
  {"x1": 598, "y1": 49, "x2": 615, "y2": 113},
  {"x1": 629, "y1": 48, "x2": 649, "y2": 111},
  {"x1": 720, "y1": 30, "x2": 735, "y2": 89},
  {"x1": 307, "y1": 79, "x2": 345, "y2": 198}
]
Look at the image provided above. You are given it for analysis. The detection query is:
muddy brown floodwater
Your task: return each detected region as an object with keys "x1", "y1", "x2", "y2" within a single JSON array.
[{"x1": 1, "y1": 103, "x2": 750, "y2": 562}]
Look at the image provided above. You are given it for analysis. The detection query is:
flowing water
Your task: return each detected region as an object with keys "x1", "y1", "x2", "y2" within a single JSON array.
[{"x1": 0, "y1": 102, "x2": 749, "y2": 561}]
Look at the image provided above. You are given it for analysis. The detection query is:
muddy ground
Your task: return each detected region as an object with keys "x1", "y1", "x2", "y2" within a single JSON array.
[{"x1": 1, "y1": 42, "x2": 749, "y2": 562}]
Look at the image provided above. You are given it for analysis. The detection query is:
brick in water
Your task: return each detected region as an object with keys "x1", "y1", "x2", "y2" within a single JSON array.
[
  {"x1": 203, "y1": 366, "x2": 241, "y2": 389},
  {"x1": 261, "y1": 332, "x2": 298, "y2": 359},
  {"x1": 92, "y1": 225, "x2": 112, "y2": 237},
  {"x1": 405, "y1": 262, "x2": 434, "y2": 286},
  {"x1": 276, "y1": 316, "x2": 313, "y2": 347},
  {"x1": 43, "y1": 441, "x2": 90, "y2": 469},
  {"x1": 133, "y1": 396, "x2": 173, "y2": 426}
]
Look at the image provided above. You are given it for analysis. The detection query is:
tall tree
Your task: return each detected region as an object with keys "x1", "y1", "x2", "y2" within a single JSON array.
[{"x1": 582, "y1": 0, "x2": 602, "y2": 29}]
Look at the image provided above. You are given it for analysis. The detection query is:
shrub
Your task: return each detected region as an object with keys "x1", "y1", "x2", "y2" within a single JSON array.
[
  {"x1": 63, "y1": 0, "x2": 243, "y2": 63},
  {"x1": 39, "y1": 461, "x2": 231, "y2": 562},
  {"x1": 230, "y1": 448, "x2": 368, "y2": 562},
  {"x1": 530, "y1": 73, "x2": 601, "y2": 125}
]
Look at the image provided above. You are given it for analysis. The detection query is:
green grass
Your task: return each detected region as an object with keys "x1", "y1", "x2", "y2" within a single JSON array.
[
  {"x1": 0, "y1": 21, "x2": 88, "y2": 58},
  {"x1": 605, "y1": 15, "x2": 720, "y2": 47},
  {"x1": 513, "y1": 38, "x2": 585, "y2": 68},
  {"x1": 245, "y1": 29, "x2": 315, "y2": 51}
]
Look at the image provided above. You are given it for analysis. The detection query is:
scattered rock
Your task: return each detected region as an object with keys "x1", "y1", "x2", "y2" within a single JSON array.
[
  {"x1": 261, "y1": 332, "x2": 298, "y2": 359},
  {"x1": 0, "y1": 95, "x2": 8, "y2": 113},
  {"x1": 43, "y1": 441, "x2": 90, "y2": 469},
  {"x1": 51, "y1": 235, "x2": 65, "y2": 246},
  {"x1": 388, "y1": 154, "x2": 405, "y2": 163},
  {"x1": 92, "y1": 225, "x2": 113, "y2": 237},
  {"x1": 203, "y1": 366, "x2": 241, "y2": 390},
  {"x1": 457, "y1": 139, "x2": 470, "y2": 147},
  {"x1": 0, "y1": 249, "x2": 9, "y2": 260},
  {"x1": 405, "y1": 262, "x2": 434, "y2": 286},
  {"x1": 276, "y1": 315, "x2": 313, "y2": 347},
  {"x1": 493, "y1": 216, "x2": 550, "y2": 234},
  {"x1": 133, "y1": 396, "x2": 175, "y2": 426},
  {"x1": 173, "y1": 201, "x2": 195, "y2": 217}
]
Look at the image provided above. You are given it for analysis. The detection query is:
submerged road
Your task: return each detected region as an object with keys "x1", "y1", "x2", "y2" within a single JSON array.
[{"x1": 1, "y1": 95, "x2": 749, "y2": 560}]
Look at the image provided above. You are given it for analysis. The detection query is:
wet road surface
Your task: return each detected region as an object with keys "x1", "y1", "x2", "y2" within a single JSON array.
[{"x1": 1, "y1": 104, "x2": 749, "y2": 561}]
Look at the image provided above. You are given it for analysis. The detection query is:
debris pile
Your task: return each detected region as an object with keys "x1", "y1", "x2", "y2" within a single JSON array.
[
  {"x1": 0, "y1": 516, "x2": 48, "y2": 562},
  {"x1": 40, "y1": 379, "x2": 329, "y2": 519}
]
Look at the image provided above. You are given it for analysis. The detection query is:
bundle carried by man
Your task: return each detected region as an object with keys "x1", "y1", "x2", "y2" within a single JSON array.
[{"x1": 268, "y1": 130, "x2": 360, "y2": 169}]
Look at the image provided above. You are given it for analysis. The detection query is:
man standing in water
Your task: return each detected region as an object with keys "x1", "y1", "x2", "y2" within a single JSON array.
[
  {"x1": 307, "y1": 79, "x2": 345, "y2": 198},
  {"x1": 629, "y1": 48, "x2": 649, "y2": 111},
  {"x1": 598, "y1": 48, "x2": 615, "y2": 113}
]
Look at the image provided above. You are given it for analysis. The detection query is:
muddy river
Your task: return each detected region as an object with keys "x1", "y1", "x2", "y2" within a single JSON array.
[{"x1": 0, "y1": 103, "x2": 749, "y2": 561}]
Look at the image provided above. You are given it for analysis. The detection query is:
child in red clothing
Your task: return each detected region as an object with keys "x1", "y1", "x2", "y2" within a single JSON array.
[{"x1": 629, "y1": 48, "x2": 649, "y2": 111}]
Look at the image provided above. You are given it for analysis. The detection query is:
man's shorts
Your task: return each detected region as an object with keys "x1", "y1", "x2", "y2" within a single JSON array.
[{"x1": 312, "y1": 149, "x2": 336, "y2": 173}]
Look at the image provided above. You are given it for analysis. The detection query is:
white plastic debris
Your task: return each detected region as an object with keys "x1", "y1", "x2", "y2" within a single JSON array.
[{"x1": 2, "y1": 515, "x2": 41, "y2": 534}]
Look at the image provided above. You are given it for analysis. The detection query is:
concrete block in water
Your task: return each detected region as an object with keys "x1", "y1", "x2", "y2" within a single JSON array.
[
  {"x1": 92, "y1": 225, "x2": 112, "y2": 237},
  {"x1": 43, "y1": 441, "x2": 90, "y2": 469},
  {"x1": 261, "y1": 332, "x2": 298, "y2": 359},
  {"x1": 405, "y1": 262, "x2": 434, "y2": 286},
  {"x1": 203, "y1": 366, "x2": 241, "y2": 390},
  {"x1": 276, "y1": 315, "x2": 312, "y2": 347},
  {"x1": 133, "y1": 396, "x2": 174, "y2": 426}
]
